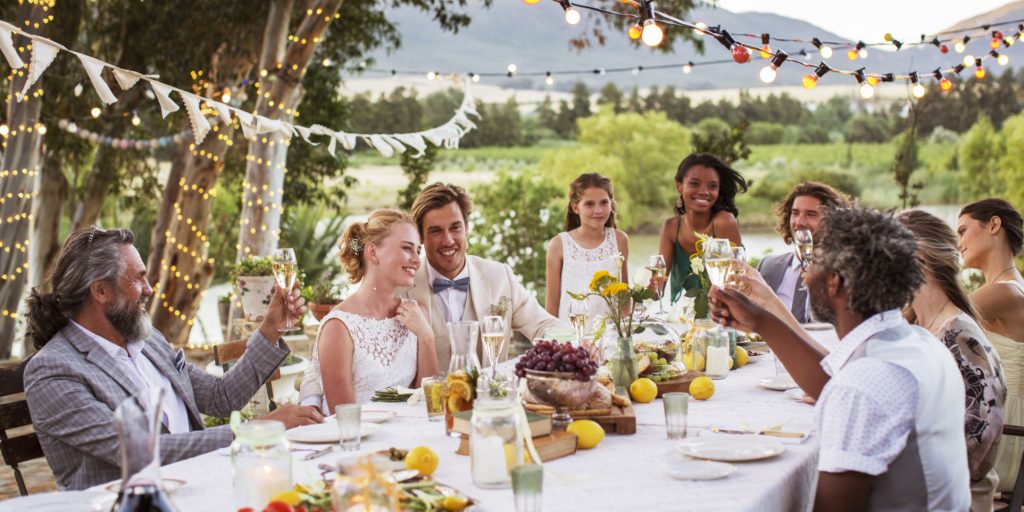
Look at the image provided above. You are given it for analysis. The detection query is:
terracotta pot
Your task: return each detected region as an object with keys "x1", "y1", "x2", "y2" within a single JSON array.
[{"x1": 309, "y1": 302, "x2": 338, "y2": 322}]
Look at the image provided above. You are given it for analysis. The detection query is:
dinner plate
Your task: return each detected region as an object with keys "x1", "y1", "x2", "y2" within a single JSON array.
[
  {"x1": 757, "y1": 375, "x2": 799, "y2": 391},
  {"x1": 784, "y1": 388, "x2": 809, "y2": 403},
  {"x1": 675, "y1": 438, "x2": 785, "y2": 462},
  {"x1": 0, "y1": 491, "x2": 104, "y2": 512},
  {"x1": 287, "y1": 422, "x2": 381, "y2": 443},
  {"x1": 361, "y1": 410, "x2": 398, "y2": 423},
  {"x1": 103, "y1": 478, "x2": 186, "y2": 494},
  {"x1": 661, "y1": 459, "x2": 737, "y2": 480}
]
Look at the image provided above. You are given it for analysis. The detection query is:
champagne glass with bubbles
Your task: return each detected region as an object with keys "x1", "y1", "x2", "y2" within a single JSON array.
[
  {"x1": 568, "y1": 297, "x2": 589, "y2": 347},
  {"x1": 726, "y1": 246, "x2": 746, "y2": 289},
  {"x1": 271, "y1": 248, "x2": 299, "y2": 332},
  {"x1": 647, "y1": 255, "x2": 668, "y2": 315},
  {"x1": 702, "y1": 238, "x2": 733, "y2": 288},
  {"x1": 481, "y1": 316, "x2": 506, "y2": 378},
  {"x1": 794, "y1": 229, "x2": 814, "y2": 271}
]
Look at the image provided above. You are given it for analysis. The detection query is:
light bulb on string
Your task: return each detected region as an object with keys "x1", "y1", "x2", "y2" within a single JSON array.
[
  {"x1": 758, "y1": 50, "x2": 788, "y2": 84},
  {"x1": 682, "y1": 62, "x2": 693, "y2": 74},
  {"x1": 321, "y1": 57, "x2": 332, "y2": 67},
  {"x1": 759, "y1": 33, "x2": 771, "y2": 58},
  {"x1": 694, "y1": 22, "x2": 708, "y2": 36},
  {"x1": 0, "y1": 124, "x2": 10, "y2": 137},
  {"x1": 628, "y1": 24, "x2": 642, "y2": 40},
  {"x1": 909, "y1": 71, "x2": 926, "y2": 98},
  {"x1": 639, "y1": 1, "x2": 663, "y2": 48},
  {"x1": 471, "y1": 73, "x2": 480, "y2": 83},
  {"x1": 631, "y1": 67, "x2": 641, "y2": 76},
  {"x1": 37, "y1": 124, "x2": 46, "y2": 135},
  {"x1": 955, "y1": 35, "x2": 970, "y2": 53},
  {"x1": 523, "y1": 0, "x2": 541, "y2": 4},
  {"x1": 858, "y1": 49, "x2": 868, "y2": 60},
  {"x1": 884, "y1": 33, "x2": 893, "y2": 42},
  {"x1": 802, "y1": 62, "x2": 831, "y2": 89},
  {"x1": 855, "y1": 69, "x2": 874, "y2": 99},
  {"x1": 426, "y1": 71, "x2": 437, "y2": 81},
  {"x1": 715, "y1": 30, "x2": 749, "y2": 63},
  {"x1": 131, "y1": 113, "x2": 141, "y2": 126},
  {"x1": 867, "y1": 75, "x2": 880, "y2": 86},
  {"x1": 90, "y1": 107, "x2": 101, "y2": 118},
  {"x1": 545, "y1": 72, "x2": 554, "y2": 86},
  {"x1": 559, "y1": 1, "x2": 580, "y2": 25},
  {"x1": 975, "y1": 58, "x2": 986, "y2": 79},
  {"x1": 992, "y1": 50, "x2": 1009, "y2": 66},
  {"x1": 934, "y1": 69, "x2": 953, "y2": 93},
  {"x1": 963, "y1": 54, "x2": 975, "y2": 67},
  {"x1": 847, "y1": 49, "x2": 858, "y2": 60},
  {"x1": 991, "y1": 38, "x2": 1001, "y2": 49},
  {"x1": 506, "y1": 63, "x2": 517, "y2": 77}
]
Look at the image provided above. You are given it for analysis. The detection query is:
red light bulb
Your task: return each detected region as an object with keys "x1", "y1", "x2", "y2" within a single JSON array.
[
  {"x1": 732, "y1": 45, "x2": 750, "y2": 64},
  {"x1": 940, "y1": 44, "x2": 949, "y2": 54}
]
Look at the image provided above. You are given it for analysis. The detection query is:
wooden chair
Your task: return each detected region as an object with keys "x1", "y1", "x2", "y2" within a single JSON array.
[
  {"x1": 996, "y1": 424, "x2": 1024, "y2": 512},
  {"x1": 213, "y1": 340, "x2": 282, "y2": 412},
  {"x1": 0, "y1": 354, "x2": 45, "y2": 496}
]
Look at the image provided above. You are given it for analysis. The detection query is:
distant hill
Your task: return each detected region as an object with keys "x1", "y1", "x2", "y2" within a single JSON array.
[{"x1": 360, "y1": 1, "x2": 1022, "y2": 92}]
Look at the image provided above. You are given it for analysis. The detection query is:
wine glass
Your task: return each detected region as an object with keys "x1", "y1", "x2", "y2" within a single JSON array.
[
  {"x1": 567, "y1": 297, "x2": 590, "y2": 347},
  {"x1": 481, "y1": 315, "x2": 506, "y2": 378},
  {"x1": 794, "y1": 229, "x2": 814, "y2": 271},
  {"x1": 702, "y1": 238, "x2": 733, "y2": 288},
  {"x1": 271, "y1": 248, "x2": 300, "y2": 332},
  {"x1": 726, "y1": 246, "x2": 746, "y2": 289},
  {"x1": 647, "y1": 255, "x2": 668, "y2": 315}
]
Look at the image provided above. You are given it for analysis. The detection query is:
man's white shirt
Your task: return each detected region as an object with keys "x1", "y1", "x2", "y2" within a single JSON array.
[
  {"x1": 775, "y1": 253, "x2": 802, "y2": 313},
  {"x1": 426, "y1": 261, "x2": 469, "y2": 324}
]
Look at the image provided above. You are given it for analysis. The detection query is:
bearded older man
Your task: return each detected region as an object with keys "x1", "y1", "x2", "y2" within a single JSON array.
[{"x1": 23, "y1": 227, "x2": 323, "y2": 490}]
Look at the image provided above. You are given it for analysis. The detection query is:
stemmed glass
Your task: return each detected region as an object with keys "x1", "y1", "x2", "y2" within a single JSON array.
[
  {"x1": 726, "y1": 246, "x2": 746, "y2": 288},
  {"x1": 481, "y1": 315, "x2": 507, "y2": 378},
  {"x1": 793, "y1": 229, "x2": 814, "y2": 271},
  {"x1": 702, "y1": 238, "x2": 733, "y2": 287},
  {"x1": 271, "y1": 248, "x2": 300, "y2": 332},
  {"x1": 647, "y1": 255, "x2": 668, "y2": 315},
  {"x1": 567, "y1": 297, "x2": 589, "y2": 347}
]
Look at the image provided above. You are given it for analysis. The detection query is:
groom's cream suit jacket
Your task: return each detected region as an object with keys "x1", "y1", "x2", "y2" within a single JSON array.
[{"x1": 300, "y1": 255, "x2": 566, "y2": 405}]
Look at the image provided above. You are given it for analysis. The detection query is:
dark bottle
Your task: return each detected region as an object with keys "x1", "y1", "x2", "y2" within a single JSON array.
[{"x1": 113, "y1": 484, "x2": 177, "y2": 512}]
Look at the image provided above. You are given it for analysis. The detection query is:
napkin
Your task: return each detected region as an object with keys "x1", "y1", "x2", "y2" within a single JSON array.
[
  {"x1": 699, "y1": 425, "x2": 811, "y2": 445},
  {"x1": 401, "y1": 386, "x2": 422, "y2": 405}
]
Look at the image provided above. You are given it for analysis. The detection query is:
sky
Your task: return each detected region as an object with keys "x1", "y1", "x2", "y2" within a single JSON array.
[{"x1": 718, "y1": 1, "x2": 1016, "y2": 41}]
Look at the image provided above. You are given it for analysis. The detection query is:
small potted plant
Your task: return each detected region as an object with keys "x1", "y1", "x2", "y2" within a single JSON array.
[
  {"x1": 232, "y1": 256, "x2": 276, "y2": 320},
  {"x1": 304, "y1": 278, "x2": 343, "y2": 322},
  {"x1": 217, "y1": 293, "x2": 233, "y2": 332}
]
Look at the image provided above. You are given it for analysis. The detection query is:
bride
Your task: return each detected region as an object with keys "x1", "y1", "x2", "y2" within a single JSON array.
[{"x1": 299, "y1": 209, "x2": 439, "y2": 410}]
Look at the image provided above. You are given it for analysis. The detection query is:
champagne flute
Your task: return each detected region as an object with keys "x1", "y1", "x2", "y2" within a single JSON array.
[
  {"x1": 647, "y1": 255, "x2": 668, "y2": 315},
  {"x1": 271, "y1": 248, "x2": 300, "y2": 332},
  {"x1": 794, "y1": 229, "x2": 814, "y2": 271},
  {"x1": 567, "y1": 297, "x2": 590, "y2": 347},
  {"x1": 726, "y1": 246, "x2": 746, "y2": 289},
  {"x1": 702, "y1": 238, "x2": 733, "y2": 288},
  {"x1": 481, "y1": 315, "x2": 506, "y2": 378}
]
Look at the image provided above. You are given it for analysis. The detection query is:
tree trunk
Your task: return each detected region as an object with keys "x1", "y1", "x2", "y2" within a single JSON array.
[
  {"x1": 70, "y1": 145, "x2": 117, "y2": 230},
  {"x1": 28, "y1": 150, "x2": 68, "y2": 292},
  {"x1": 0, "y1": 2, "x2": 50, "y2": 358},
  {"x1": 145, "y1": 144, "x2": 188, "y2": 285},
  {"x1": 236, "y1": 0, "x2": 342, "y2": 259}
]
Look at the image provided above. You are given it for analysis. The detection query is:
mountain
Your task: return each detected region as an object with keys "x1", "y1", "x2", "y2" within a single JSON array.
[{"x1": 359, "y1": 1, "x2": 1023, "y2": 93}]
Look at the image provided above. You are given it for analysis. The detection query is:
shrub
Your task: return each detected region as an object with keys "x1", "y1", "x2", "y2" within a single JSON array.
[{"x1": 746, "y1": 122, "x2": 786, "y2": 145}]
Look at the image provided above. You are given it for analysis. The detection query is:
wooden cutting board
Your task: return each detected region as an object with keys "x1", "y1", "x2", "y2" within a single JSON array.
[
  {"x1": 588, "y1": 401, "x2": 636, "y2": 435},
  {"x1": 655, "y1": 370, "x2": 704, "y2": 397}
]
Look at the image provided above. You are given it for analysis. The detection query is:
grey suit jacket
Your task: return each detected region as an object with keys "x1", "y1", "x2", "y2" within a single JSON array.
[
  {"x1": 24, "y1": 324, "x2": 289, "y2": 490},
  {"x1": 756, "y1": 252, "x2": 809, "y2": 323}
]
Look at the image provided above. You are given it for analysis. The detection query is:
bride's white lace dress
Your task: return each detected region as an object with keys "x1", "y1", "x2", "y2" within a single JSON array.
[{"x1": 299, "y1": 309, "x2": 418, "y2": 406}]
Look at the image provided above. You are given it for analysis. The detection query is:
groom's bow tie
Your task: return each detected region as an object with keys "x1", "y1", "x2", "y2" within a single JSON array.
[{"x1": 433, "y1": 277, "x2": 470, "y2": 293}]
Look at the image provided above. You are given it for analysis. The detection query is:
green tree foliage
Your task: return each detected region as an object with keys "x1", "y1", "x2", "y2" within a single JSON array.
[
  {"x1": 462, "y1": 98, "x2": 524, "y2": 147},
  {"x1": 891, "y1": 124, "x2": 922, "y2": 208},
  {"x1": 846, "y1": 114, "x2": 891, "y2": 143},
  {"x1": 467, "y1": 170, "x2": 563, "y2": 299},
  {"x1": 692, "y1": 120, "x2": 751, "y2": 165},
  {"x1": 398, "y1": 146, "x2": 439, "y2": 210},
  {"x1": 597, "y1": 82, "x2": 625, "y2": 113},
  {"x1": 281, "y1": 203, "x2": 345, "y2": 285},
  {"x1": 957, "y1": 116, "x2": 1004, "y2": 200},
  {"x1": 746, "y1": 122, "x2": 786, "y2": 145},
  {"x1": 999, "y1": 114, "x2": 1024, "y2": 210},
  {"x1": 541, "y1": 111, "x2": 691, "y2": 230}
]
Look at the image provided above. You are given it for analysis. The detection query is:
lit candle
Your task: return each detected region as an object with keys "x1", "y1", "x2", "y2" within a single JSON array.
[
  {"x1": 471, "y1": 435, "x2": 510, "y2": 486},
  {"x1": 705, "y1": 345, "x2": 730, "y2": 378}
]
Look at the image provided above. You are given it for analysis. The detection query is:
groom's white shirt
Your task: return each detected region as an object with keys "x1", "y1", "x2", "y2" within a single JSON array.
[{"x1": 426, "y1": 261, "x2": 469, "y2": 324}]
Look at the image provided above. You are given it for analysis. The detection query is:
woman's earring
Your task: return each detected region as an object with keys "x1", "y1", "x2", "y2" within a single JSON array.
[{"x1": 675, "y1": 196, "x2": 684, "y2": 209}]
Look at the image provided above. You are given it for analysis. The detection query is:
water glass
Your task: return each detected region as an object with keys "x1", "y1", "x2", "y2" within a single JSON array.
[
  {"x1": 335, "y1": 404, "x2": 361, "y2": 452},
  {"x1": 662, "y1": 392, "x2": 689, "y2": 440},
  {"x1": 422, "y1": 376, "x2": 445, "y2": 422},
  {"x1": 774, "y1": 352, "x2": 789, "y2": 376},
  {"x1": 512, "y1": 464, "x2": 543, "y2": 512}
]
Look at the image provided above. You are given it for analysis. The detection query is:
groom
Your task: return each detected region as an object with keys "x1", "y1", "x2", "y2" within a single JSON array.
[{"x1": 408, "y1": 183, "x2": 567, "y2": 369}]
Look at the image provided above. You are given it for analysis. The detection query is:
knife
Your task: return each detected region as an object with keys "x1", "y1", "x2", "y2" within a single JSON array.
[
  {"x1": 709, "y1": 428, "x2": 805, "y2": 439},
  {"x1": 302, "y1": 445, "x2": 336, "y2": 460}
]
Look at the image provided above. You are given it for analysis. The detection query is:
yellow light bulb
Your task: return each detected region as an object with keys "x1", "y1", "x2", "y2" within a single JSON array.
[{"x1": 802, "y1": 74, "x2": 818, "y2": 89}]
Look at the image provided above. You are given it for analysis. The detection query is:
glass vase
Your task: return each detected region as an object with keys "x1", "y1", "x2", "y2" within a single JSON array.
[
  {"x1": 610, "y1": 336, "x2": 638, "y2": 395},
  {"x1": 112, "y1": 389, "x2": 177, "y2": 512}
]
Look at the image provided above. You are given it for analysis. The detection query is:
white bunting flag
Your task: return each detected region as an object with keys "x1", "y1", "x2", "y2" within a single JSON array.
[
  {"x1": 179, "y1": 92, "x2": 211, "y2": 144},
  {"x1": 368, "y1": 135, "x2": 395, "y2": 158},
  {"x1": 236, "y1": 110, "x2": 257, "y2": 139},
  {"x1": 20, "y1": 39, "x2": 59, "y2": 97},
  {"x1": 211, "y1": 102, "x2": 233, "y2": 125},
  {"x1": 76, "y1": 54, "x2": 117, "y2": 105},
  {"x1": 112, "y1": 68, "x2": 141, "y2": 90},
  {"x1": 394, "y1": 133, "x2": 427, "y2": 155},
  {"x1": 0, "y1": 26, "x2": 23, "y2": 69},
  {"x1": 148, "y1": 81, "x2": 180, "y2": 118}
]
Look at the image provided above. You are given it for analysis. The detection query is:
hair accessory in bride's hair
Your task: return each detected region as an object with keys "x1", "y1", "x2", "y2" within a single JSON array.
[{"x1": 349, "y1": 236, "x2": 363, "y2": 255}]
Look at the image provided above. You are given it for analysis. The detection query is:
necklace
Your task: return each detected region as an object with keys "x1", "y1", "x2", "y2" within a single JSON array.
[
  {"x1": 924, "y1": 299, "x2": 952, "y2": 333},
  {"x1": 991, "y1": 266, "x2": 1017, "y2": 283}
]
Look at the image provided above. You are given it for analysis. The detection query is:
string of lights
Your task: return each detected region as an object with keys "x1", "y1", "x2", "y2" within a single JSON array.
[{"x1": 516, "y1": 0, "x2": 1022, "y2": 99}]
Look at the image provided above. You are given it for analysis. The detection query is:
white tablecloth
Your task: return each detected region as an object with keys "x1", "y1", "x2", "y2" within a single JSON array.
[{"x1": 94, "y1": 329, "x2": 839, "y2": 512}]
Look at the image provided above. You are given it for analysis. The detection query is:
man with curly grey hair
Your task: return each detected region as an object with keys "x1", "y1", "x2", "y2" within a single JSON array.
[{"x1": 710, "y1": 207, "x2": 969, "y2": 511}]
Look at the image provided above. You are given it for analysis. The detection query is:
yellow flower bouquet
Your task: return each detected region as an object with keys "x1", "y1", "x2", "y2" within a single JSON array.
[{"x1": 569, "y1": 270, "x2": 655, "y2": 339}]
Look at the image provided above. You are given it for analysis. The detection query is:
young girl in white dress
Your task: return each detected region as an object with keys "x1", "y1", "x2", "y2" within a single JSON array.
[
  {"x1": 299, "y1": 210, "x2": 439, "y2": 410},
  {"x1": 545, "y1": 172, "x2": 630, "y2": 321}
]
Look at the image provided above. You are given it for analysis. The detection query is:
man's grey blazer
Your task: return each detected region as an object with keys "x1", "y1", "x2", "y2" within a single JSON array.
[
  {"x1": 24, "y1": 324, "x2": 288, "y2": 490},
  {"x1": 756, "y1": 252, "x2": 809, "y2": 324}
]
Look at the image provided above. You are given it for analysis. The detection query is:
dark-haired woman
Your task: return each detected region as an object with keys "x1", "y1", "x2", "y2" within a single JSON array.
[
  {"x1": 957, "y1": 198, "x2": 1024, "y2": 496},
  {"x1": 659, "y1": 153, "x2": 747, "y2": 303},
  {"x1": 546, "y1": 172, "x2": 629, "y2": 320},
  {"x1": 900, "y1": 209, "x2": 1006, "y2": 510}
]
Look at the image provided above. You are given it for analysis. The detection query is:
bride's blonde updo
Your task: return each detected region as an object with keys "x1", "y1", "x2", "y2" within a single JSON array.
[{"x1": 339, "y1": 209, "x2": 416, "y2": 283}]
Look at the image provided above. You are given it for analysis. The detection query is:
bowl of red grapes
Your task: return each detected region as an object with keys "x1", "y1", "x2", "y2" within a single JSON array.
[{"x1": 515, "y1": 340, "x2": 599, "y2": 382}]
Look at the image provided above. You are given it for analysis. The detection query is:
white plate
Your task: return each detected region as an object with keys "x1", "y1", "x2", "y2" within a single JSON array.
[
  {"x1": 801, "y1": 322, "x2": 833, "y2": 331},
  {"x1": 784, "y1": 388, "x2": 808, "y2": 403},
  {"x1": 103, "y1": 478, "x2": 186, "y2": 494},
  {"x1": 0, "y1": 491, "x2": 104, "y2": 512},
  {"x1": 361, "y1": 410, "x2": 398, "y2": 423},
  {"x1": 661, "y1": 459, "x2": 737, "y2": 480},
  {"x1": 287, "y1": 422, "x2": 381, "y2": 443},
  {"x1": 757, "y1": 375, "x2": 799, "y2": 391},
  {"x1": 675, "y1": 438, "x2": 785, "y2": 462}
]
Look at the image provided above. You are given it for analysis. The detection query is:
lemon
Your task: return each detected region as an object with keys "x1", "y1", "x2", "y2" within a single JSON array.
[
  {"x1": 441, "y1": 494, "x2": 470, "y2": 511},
  {"x1": 682, "y1": 351, "x2": 706, "y2": 371},
  {"x1": 734, "y1": 347, "x2": 749, "y2": 368},
  {"x1": 405, "y1": 445, "x2": 439, "y2": 476},
  {"x1": 629, "y1": 378, "x2": 658, "y2": 403},
  {"x1": 689, "y1": 376, "x2": 715, "y2": 401},
  {"x1": 567, "y1": 419, "x2": 605, "y2": 449},
  {"x1": 270, "y1": 490, "x2": 302, "y2": 506},
  {"x1": 446, "y1": 379, "x2": 473, "y2": 413}
]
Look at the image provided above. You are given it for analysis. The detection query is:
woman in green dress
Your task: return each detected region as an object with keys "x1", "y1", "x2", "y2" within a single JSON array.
[{"x1": 658, "y1": 153, "x2": 747, "y2": 303}]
